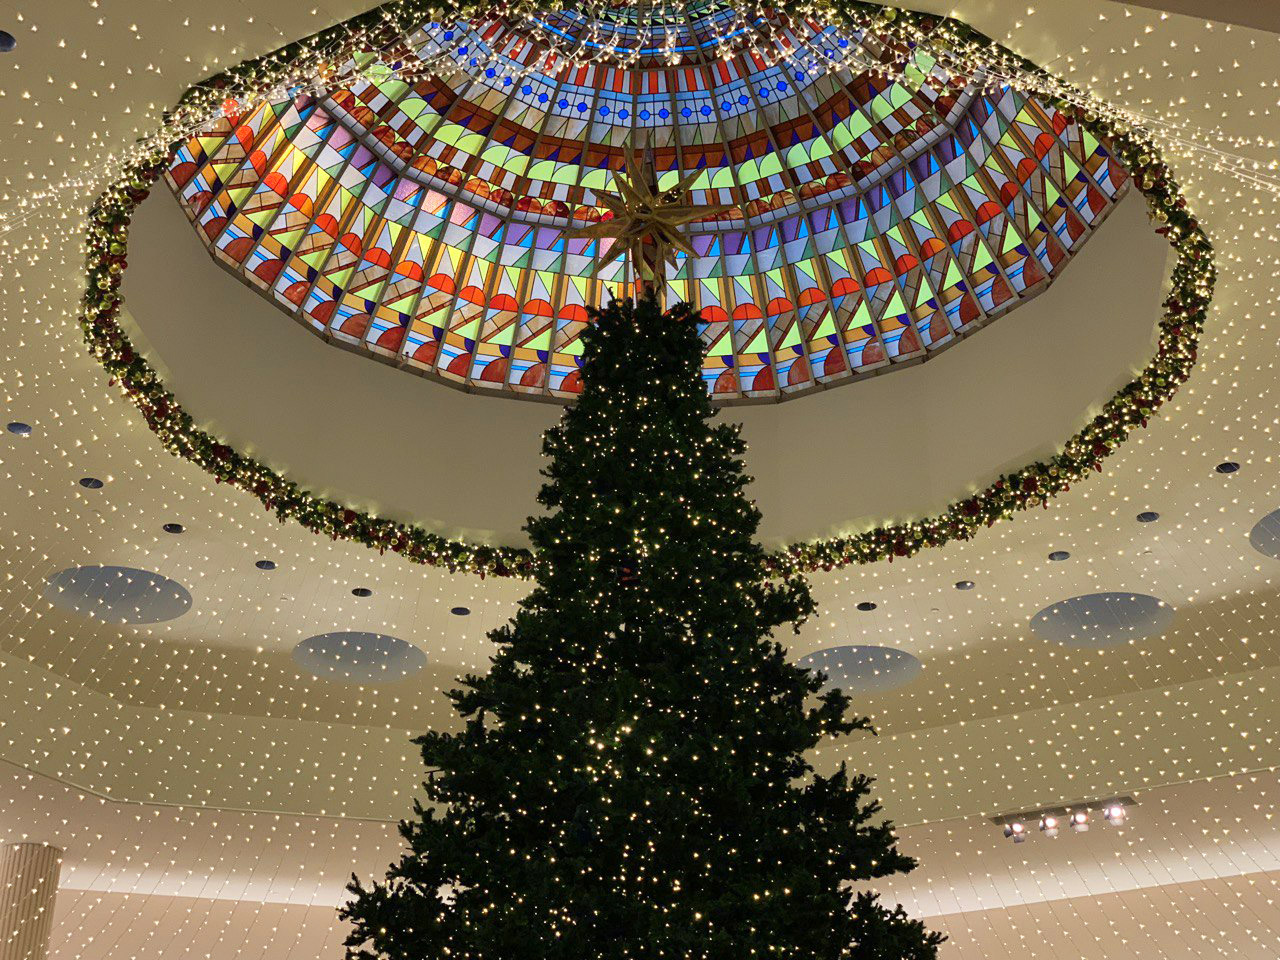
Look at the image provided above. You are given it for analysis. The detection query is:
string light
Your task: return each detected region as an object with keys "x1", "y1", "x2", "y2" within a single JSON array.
[
  {"x1": 2, "y1": 1, "x2": 1280, "y2": 958},
  {"x1": 69, "y1": 0, "x2": 1213, "y2": 579}
]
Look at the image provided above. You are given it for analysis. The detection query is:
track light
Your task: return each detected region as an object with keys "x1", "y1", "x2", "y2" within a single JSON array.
[{"x1": 993, "y1": 796, "x2": 1133, "y2": 842}]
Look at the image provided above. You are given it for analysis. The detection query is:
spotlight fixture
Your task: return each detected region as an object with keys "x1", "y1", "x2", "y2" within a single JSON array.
[
  {"x1": 255, "y1": 560, "x2": 277, "y2": 571},
  {"x1": 0, "y1": 29, "x2": 15, "y2": 53},
  {"x1": 79, "y1": 477, "x2": 104, "y2": 489},
  {"x1": 856, "y1": 601, "x2": 877, "y2": 612},
  {"x1": 1216, "y1": 461, "x2": 1240, "y2": 474},
  {"x1": 992, "y1": 796, "x2": 1134, "y2": 842},
  {"x1": 1136, "y1": 511, "x2": 1159, "y2": 523},
  {"x1": 162, "y1": 523, "x2": 184, "y2": 534},
  {"x1": 955, "y1": 580, "x2": 975, "y2": 590},
  {"x1": 351, "y1": 587, "x2": 373, "y2": 598},
  {"x1": 450, "y1": 606, "x2": 471, "y2": 616},
  {"x1": 6, "y1": 422, "x2": 31, "y2": 436},
  {"x1": 1048, "y1": 550, "x2": 1070, "y2": 561}
]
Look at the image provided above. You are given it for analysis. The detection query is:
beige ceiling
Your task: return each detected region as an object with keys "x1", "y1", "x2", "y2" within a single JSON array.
[
  {"x1": 1, "y1": 0, "x2": 1279, "y2": 896},
  {"x1": 122, "y1": 183, "x2": 1168, "y2": 546},
  {"x1": 9, "y1": 758, "x2": 1280, "y2": 959}
]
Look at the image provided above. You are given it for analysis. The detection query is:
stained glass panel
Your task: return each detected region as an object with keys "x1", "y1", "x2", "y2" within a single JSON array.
[{"x1": 166, "y1": 2, "x2": 1128, "y2": 402}]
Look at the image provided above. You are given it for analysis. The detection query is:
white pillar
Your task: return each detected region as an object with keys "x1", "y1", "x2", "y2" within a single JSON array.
[{"x1": 0, "y1": 844, "x2": 61, "y2": 960}]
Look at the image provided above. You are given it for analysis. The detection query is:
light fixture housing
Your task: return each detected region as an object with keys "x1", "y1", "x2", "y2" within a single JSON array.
[{"x1": 992, "y1": 796, "x2": 1133, "y2": 841}]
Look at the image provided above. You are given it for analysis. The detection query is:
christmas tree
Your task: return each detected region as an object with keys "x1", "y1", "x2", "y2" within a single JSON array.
[{"x1": 342, "y1": 293, "x2": 942, "y2": 960}]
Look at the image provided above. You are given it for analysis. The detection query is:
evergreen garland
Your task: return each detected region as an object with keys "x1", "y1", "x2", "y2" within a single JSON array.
[{"x1": 78, "y1": 1, "x2": 1214, "y2": 580}]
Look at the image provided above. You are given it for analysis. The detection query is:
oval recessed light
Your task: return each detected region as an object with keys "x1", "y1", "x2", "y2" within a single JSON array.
[
  {"x1": 955, "y1": 580, "x2": 975, "y2": 590},
  {"x1": 1136, "y1": 511, "x2": 1159, "y2": 523},
  {"x1": 45, "y1": 565, "x2": 192, "y2": 624},
  {"x1": 6, "y1": 422, "x2": 31, "y2": 436},
  {"x1": 1048, "y1": 550, "x2": 1071, "y2": 561},
  {"x1": 856, "y1": 601, "x2": 877, "y2": 612},
  {"x1": 1031, "y1": 592, "x2": 1175, "y2": 648},
  {"x1": 0, "y1": 30, "x2": 15, "y2": 53},
  {"x1": 450, "y1": 606, "x2": 471, "y2": 616},
  {"x1": 293, "y1": 631, "x2": 426, "y2": 684},
  {"x1": 255, "y1": 560, "x2": 277, "y2": 571},
  {"x1": 79, "y1": 477, "x2": 104, "y2": 489},
  {"x1": 796, "y1": 645, "x2": 923, "y2": 695},
  {"x1": 1216, "y1": 461, "x2": 1240, "y2": 474},
  {"x1": 162, "y1": 522, "x2": 185, "y2": 534},
  {"x1": 351, "y1": 587, "x2": 373, "y2": 597}
]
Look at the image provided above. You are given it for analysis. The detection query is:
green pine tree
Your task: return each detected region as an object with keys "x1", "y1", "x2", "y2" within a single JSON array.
[{"x1": 342, "y1": 293, "x2": 942, "y2": 960}]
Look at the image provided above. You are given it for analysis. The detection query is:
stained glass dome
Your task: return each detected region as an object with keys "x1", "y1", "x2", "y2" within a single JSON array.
[{"x1": 166, "y1": 2, "x2": 1128, "y2": 402}]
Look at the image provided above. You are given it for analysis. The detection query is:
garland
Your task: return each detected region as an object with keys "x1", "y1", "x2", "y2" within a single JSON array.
[{"x1": 78, "y1": 1, "x2": 1214, "y2": 580}]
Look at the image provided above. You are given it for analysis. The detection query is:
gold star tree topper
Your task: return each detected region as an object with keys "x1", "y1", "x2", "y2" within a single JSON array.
[{"x1": 568, "y1": 146, "x2": 735, "y2": 292}]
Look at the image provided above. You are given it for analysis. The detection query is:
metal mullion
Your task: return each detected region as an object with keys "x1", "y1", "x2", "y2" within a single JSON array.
[
  {"x1": 754, "y1": 73, "x2": 890, "y2": 366},
  {"x1": 373, "y1": 36, "x2": 532, "y2": 370},
  {"x1": 425, "y1": 44, "x2": 577, "y2": 376},
  {"x1": 839, "y1": 74, "x2": 979, "y2": 345},
  {"x1": 958, "y1": 92, "x2": 1049, "y2": 276},
  {"x1": 894, "y1": 83, "x2": 1021, "y2": 313},
  {"x1": 494, "y1": 240, "x2": 542, "y2": 395},
  {"x1": 203, "y1": 101, "x2": 291, "y2": 250},
  {"x1": 271, "y1": 125, "x2": 379, "y2": 325},
  {"x1": 341, "y1": 191, "x2": 426, "y2": 345},
  {"x1": 691, "y1": 50, "x2": 784, "y2": 397},
  {"x1": 511, "y1": 55, "x2": 582, "y2": 366},
  {"x1": 965, "y1": 88, "x2": 1072, "y2": 282},
  {"x1": 277, "y1": 69, "x2": 440, "y2": 322},
  {"x1": 392, "y1": 39, "x2": 571, "y2": 365},
  {"x1": 589, "y1": 59, "x2": 639, "y2": 303},
  {"x1": 1001, "y1": 92, "x2": 1110, "y2": 244},
  {"x1": 389, "y1": 195, "x2": 465, "y2": 365},
  {"x1": 764, "y1": 53, "x2": 875, "y2": 388},
  {"x1": 214, "y1": 102, "x2": 327, "y2": 270},
  {"x1": 826, "y1": 65, "x2": 955, "y2": 355}
]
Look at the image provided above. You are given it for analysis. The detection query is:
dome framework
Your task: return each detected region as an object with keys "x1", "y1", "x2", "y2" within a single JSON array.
[{"x1": 167, "y1": 1, "x2": 1128, "y2": 403}]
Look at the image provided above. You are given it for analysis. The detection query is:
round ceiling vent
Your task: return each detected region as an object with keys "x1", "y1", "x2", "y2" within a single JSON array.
[
  {"x1": 795, "y1": 645, "x2": 923, "y2": 696},
  {"x1": 45, "y1": 565, "x2": 192, "y2": 624},
  {"x1": 1030, "y1": 592, "x2": 1174, "y2": 648},
  {"x1": 1248, "y1": 508, "x2": 1280, "y2": 560},
  {"x1": 293, "y1": 631, "x2": 426, "y2": 684}
]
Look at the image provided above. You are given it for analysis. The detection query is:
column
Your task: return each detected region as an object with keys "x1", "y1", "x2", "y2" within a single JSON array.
[{"x1": 0, "y1": 843, "x2": 62, "y2": 960}]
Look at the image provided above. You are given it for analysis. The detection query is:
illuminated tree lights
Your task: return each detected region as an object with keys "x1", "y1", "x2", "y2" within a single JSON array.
[
  {"x1": 340, "y1": 292, "x2": 944, "y2": 959},
  {"x1": 78, "y1": 1, "x2": 1214, "y2": 580}
]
